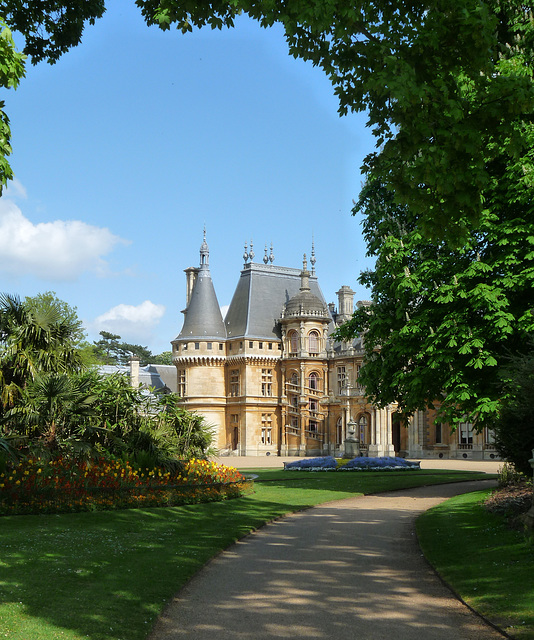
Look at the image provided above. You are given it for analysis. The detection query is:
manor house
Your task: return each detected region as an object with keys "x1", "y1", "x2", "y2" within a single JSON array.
[{"x1": 171, "y1": 233, "x2": 499, "y2": 460}]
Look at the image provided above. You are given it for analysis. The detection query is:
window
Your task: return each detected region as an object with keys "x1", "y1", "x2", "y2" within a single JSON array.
[
  {"x1": 230, "y1": 369, "x2": 240, "y2": 397},
  {"x1": 291, "y1": 395, "x2": 299, "y2": 408},
  {"x1": 240, "y1": 342, "x2": 243, "y2": 349},
  {"x1": 207, "y1": 342, "x2": 212, "y2": 350},
  {"x1": 261, "y1": 414, "x2": 272, "y2": 444},
  {"x1": 261, "y1": 369, "x2": 273, "y2": 396},
  {"x1": 289, "y1": 330, "x2": 298, "y2": 353},
  {"x1": 195, "y1": 342, "x2": 200, "y2": 350},
  {"x1": 278, "y1": 343, "x2": 282, "y2": 350},
  {"x1": 309, "y1": 420, "x2": 318, "y2": 433},
  {"x1": 231, "y1": 414, "x2": 239, "y2": 423},
  {"x1": 219, "y1": 343, "x2": 224, "y2": 350},
  {"x1": 308, "y1": 371, "x2": 319, "y2": 390},
  {"x1": 337, "y1": 366, "x2": 347, "y2": 395},
  {"x1": 308, "y1": 330, "x2": 319, "y2": 353},
  {"x1": 356, "y1": 364, "x2": 363, "y2": 389},
  {"x1": 182, "y1": 343, "x2": 188, "y2": 351},
  {"x1": 268, "y1": 342, "x2": 273, "y2": 350},
  {"x1": 289, "y1": 372, "x2": 299, "y2": 388},
  {"x1": 259, "y1": 342, "x2": 263, "y2": 349},
  {"x1": 359, "y1": 414, "x2": 368, "y2": 444},
  {"x1": 336, "y1": 417, "x2": 343, "y2": 444},
  {"x1": 177, "y1": 370, "x2": 186, "y2": 397},
  {"x1": 459, "y1": 422, "x2": 473, "y2": 445},
  {"x1": 309, "y1": 398, "x2": 318, "y2": 412},
  {"x1": 229, "y1": 343, "x2": 232, "y2": 351},
  {"x1": 249, "y1": 341, "x2": 254, "y2": 348},
  {"x1": 485, "y1": 428, "x2": 496, "y2": 445},
  {"x1": 435, "y1": 422, "x2": 442, "y2": 444}
]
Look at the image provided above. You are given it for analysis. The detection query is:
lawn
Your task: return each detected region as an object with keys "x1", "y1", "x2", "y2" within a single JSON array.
[
  {"x1": 0, "y1": 468, "x2": 494, "y2": 640},
  {"x1": 417, "y1": 489, "x2": 534, "y2": 639}
]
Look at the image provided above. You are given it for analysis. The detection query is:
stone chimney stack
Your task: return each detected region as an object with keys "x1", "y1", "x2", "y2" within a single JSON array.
[
  {"x1": 184, "y1": 267, "x2": 199, "y2": 308},
  {"x1": 129, "y1": 355, "x2": 140, "y2": 388},
  {"x1": 336, "y1": 285, "x2": 355, "y2": 323}
]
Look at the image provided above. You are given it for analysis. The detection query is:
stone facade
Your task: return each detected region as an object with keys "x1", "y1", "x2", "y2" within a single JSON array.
[{"x1": 172, "y1": 234, "x2": 500, "y2": 460}]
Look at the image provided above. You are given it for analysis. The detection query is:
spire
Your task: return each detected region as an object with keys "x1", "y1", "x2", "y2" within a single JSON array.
[
  {"x1": 269, "y1": 242, "x2": 275, "y2": 264},
  {"x1": 249, "y1": 239, "x2": 255, "y2": 262},
  {"x1": 243, "y1": 241, "x2": 249, "y2": 263},
  {"x1": 310, "y1": 237, "x2": 316, "y2": 275},
  {"x1": 263, "y1": 244, "x2": 269, "y2": 264}
]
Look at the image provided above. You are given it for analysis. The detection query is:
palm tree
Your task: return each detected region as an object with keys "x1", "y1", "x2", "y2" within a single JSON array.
[{"x1": 0, "y1": 293, "x2": 84, "y2": 413}]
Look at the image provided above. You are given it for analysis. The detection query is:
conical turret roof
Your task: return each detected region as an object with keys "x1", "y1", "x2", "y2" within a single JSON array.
[{"x1": 177, "y1": 233, "x2": 226, "y2": 340}]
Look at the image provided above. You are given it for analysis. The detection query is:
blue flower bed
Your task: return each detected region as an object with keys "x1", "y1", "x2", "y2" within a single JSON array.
[
  {"x1": 339, "y1": 456, "x2": 420, "y2": 471},
  {"x1": 284, "y1": 456, "x2": 338, "y2": 471},
  {"x1": 283, "y1": 456, "x2": 421, "y2": 471}
]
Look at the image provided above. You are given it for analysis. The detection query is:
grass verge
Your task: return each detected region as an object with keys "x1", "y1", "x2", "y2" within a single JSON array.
[
  {"x1": 417, "y1": 489, "x2": 534, "y2": 639},
  {"x1": 1, "y1": 469, "x2": 493, "y2": 640}
]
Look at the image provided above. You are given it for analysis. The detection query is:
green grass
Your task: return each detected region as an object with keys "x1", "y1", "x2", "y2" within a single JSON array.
[
  {"x1": 0, "y1": 469, "x2": 494, "y2": 640},
  {"x1": 417, "y1": 490, "x2": 534, "y2": 639}
]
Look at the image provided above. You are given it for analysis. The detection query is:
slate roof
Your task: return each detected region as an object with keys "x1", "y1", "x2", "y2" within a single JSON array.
[
  {"x1": 95, "y1": 364, "x2": 170, "y2": 391},
  {"x1": 224, "y1": 262, "x2": 331, "y2": 340},
  {"x1": 176, "y1": 268, "x2": 226, "y2": 341}
]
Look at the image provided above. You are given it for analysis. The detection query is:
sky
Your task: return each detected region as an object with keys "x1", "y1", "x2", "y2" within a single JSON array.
[{"x1": 0, "y1": 2, "x2": 377, "y2": 355}]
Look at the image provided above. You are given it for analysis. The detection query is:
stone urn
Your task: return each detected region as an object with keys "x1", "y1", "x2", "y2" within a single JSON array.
[{"x1": 344, "y1": 419, "x2": 361, "y2": 459}]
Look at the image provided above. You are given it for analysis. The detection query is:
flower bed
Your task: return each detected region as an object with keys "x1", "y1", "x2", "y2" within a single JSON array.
[
  {"x1": 284, "y1": 456, "x2": 420, "y2": 471},
  {"x1": 284, "y1": 456, "x2": 338, "y2": 471},
  {"x1": 0, "y1": 456, "x2": 251, "y2": 515}
]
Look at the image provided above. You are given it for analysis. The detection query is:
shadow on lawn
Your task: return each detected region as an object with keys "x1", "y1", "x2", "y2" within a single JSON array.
[{"x1": 0, "y1": 474, "x2": 495, "y2": 640}]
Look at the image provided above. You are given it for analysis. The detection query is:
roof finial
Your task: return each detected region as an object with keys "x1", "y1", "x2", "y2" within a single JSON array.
[
  {"x1": 269, "y1": 242, "x2": 274, "y2": 264},
  {"x1": 263, "y1": 243, "x2": 269, "y2": 264},
  {"x1": 249, "y1": 239, "x2": 255, "y2": 262},
  {"x1": 300, "y1": 253, "x2": 310, "y2": 292},
  {"x1": 243, "y1": 241, "x2": 249, "y2": 263},
  {"x1": 199, "y1": 228, "x2": 209, "y2": 269},
  {"x1": 310, "y1": 236, "x2": 316, "y2": 275}
]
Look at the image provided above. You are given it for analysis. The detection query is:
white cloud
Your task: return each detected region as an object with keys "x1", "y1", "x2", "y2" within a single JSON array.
[
  {"x1": 0, "y1": 198, "x2": 126, "y2": 280},
  {"x1": 92, "y1": 300, "x2": 166, "y2": 343}
]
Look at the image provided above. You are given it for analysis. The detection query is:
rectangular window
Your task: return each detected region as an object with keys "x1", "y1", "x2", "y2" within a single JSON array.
[
  {"x1": 268, "y1": 342, "x2": 273, "y2": 350},
  {"x1": 259, "y1": 342, "x2": 263, "y2": 349},
  {"x1": 261, "y1": 414, "x2": 272, "y2": 444},
  {"x1": 459, "y1": 422, "x2": 473, "y2": 445},
  {"x1": 230, "y1": 369, "x2": 240, "y2": 397},
  {"x1": 278, "y1": 343, "x2": 282, "y2": 350},
  {"x1": 309, "y1": 420, "x2": 318, "y2": 433},
  {"x1": 249, "y1": 341, "x2": 254, "y2": 348},
  {"x1": 337, "y1": 366, "x2": 347, "y2": 395},
  {"x1": 309, "y1": 398, "x2": 318, "y2": 412},
  {"x1": 229, "y1": 343, "x2": 232, "y2": 351},
  {"x1": 219, "y1": 343, "x2": 224, "y2": 350},
  {"x1": 195, "y1": 342, "x2": 200, "y2": 350},
  {"x1": 177, "y1": 370, "x2": 186, "y2": 397},
  {"x1": 231, "y1": 414, "x2": 239, "y2": 424},
  {"x1": 261, "y1": 368, "x2": 273, "y2": 397},
  {"x1": 240, "y1": 341, "x2": 243, "y2": 349},
  {"x1": 207, "y1": 342, "x2": 212, "y2": 350},
  {"x1": 435, "y1": 422, "x2": 442, "y2": 444},
  {"x1": 182, "y1": 343, "x2": 187, "y2": 351}
]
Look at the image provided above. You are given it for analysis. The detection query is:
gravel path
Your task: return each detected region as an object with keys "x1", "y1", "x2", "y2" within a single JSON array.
[{"x1": 149, "y1": 479, "x2": 505, "y2": 640}]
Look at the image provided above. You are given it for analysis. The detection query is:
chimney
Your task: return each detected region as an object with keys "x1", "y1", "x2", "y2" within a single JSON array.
[
  {"x1": 184, "y1": 267, "x2": 199, "y2": 308},
  {"x1": 336, "y1": 285, "x2": 355, "y2": 323},
  {"x1": 129, "y1": 355, "x2": 140, "y2": 388}
]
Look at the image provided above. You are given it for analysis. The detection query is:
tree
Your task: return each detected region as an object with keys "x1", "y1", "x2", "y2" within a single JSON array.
[
  {"x1": 91, "y1": 331, "x2": 155, "y2": 365},
  {"x1": 335, "y1": 167, "x2": 534, "y2": 427},
  {"x1": 151, "y1": 351, "x2": 172, "y2": 365},
  {"x1": 0, "y1": 293, "x2": 84, "y2": 412},
  {"x1": 136, "y1": 0, "x2": 534, "y2": 238},
  {"x1": 492, "y1": 342, "x2": 534, "y2": 476}
]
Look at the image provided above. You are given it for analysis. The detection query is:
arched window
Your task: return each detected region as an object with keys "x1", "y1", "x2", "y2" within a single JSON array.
[
  {"x1": 288, "y1": 330, "x2": 298, "y2": 353},
  {"x1": 308, "y1": 330, "x2": 319, "y2": 353},
  {"x1": 308, "y1": 371, "x2": 320, "y2": 390},
  {"x1": 289, "y1": 371, "x2": 299, "y2": 386}
]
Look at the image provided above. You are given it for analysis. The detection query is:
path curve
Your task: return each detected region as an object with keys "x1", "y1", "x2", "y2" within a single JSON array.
[{"x1": 149, "y1": 480, "x2": 505, "y2": 640}]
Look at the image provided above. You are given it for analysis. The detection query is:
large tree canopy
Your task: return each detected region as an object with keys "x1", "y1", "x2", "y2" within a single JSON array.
[
  {"x1": 2, "y1": 1, "x2": 533, "y2": 239},
  {"x1": 335, "y1": 142, "x2": 534, "y2": 426}
]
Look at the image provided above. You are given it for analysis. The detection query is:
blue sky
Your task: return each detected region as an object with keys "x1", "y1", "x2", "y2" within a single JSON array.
[{"x1": 0, "y1": 2, "x2": 376, "y2": 354}]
